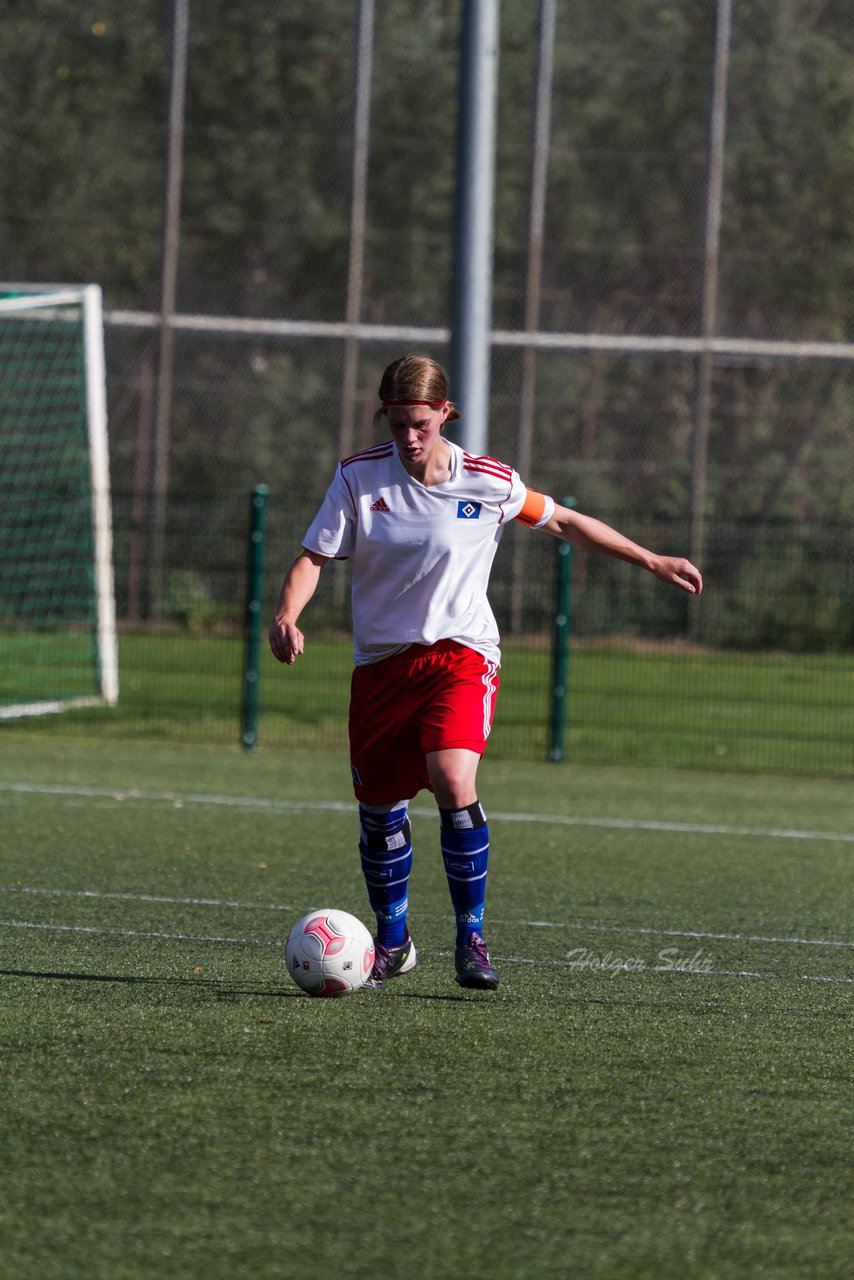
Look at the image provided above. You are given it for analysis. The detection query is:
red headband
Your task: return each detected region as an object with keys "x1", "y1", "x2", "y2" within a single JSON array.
[{"x1": 382, "y1": 398, "x2": 448, "y2": 408}]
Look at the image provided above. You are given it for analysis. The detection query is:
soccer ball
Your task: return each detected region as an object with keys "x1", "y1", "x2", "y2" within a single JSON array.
[{"x1": 284, "y1": 909, "x2": 375, "y2": 997}]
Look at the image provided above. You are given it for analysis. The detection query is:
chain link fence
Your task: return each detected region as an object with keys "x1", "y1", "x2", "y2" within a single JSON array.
[{"x1": 1, "y1": 0, "x2": 852, "y2": 771}]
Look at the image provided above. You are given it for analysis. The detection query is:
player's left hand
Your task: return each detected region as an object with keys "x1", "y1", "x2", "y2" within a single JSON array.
[{"x1": 651, "y1": 556, "x2": 703, "y2": 595}]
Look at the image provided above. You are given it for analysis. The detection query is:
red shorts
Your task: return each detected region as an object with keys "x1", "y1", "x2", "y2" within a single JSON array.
[{"x1": 348, "y1": 640, "x2": 500, "y2": 805}]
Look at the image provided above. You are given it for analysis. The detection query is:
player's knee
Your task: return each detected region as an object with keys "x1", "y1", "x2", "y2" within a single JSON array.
[
  {"x1": 426, "y1": 749, "x2": 481, "y2": 808},
  {"x1": 430, "y1": 767, "x2": 479, "y2": 809}
]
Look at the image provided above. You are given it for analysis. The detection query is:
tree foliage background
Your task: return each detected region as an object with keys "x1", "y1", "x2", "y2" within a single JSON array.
[{"x1": 0, "y1": 0, "x2": 852, "y2": 646}]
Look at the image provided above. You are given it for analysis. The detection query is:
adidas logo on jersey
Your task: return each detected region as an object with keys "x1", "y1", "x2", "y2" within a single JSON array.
[{"x1": 369, "y1": 496, "x2": 391, "y2": 512}]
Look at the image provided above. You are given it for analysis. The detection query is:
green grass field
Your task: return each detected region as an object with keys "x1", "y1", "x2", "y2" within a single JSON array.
[{"x1": 1, "y1": 731, "x2": 851, "y2": 1279}]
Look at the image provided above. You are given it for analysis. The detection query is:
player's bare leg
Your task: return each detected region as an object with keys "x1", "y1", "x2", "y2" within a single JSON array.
[{"x1": 426, "y1": 748, "x2": 480, "y2": 808}]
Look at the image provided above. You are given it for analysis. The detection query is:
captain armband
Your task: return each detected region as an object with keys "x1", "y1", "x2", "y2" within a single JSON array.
[{"x1": 514, "y1": 488, "x2": 556, "y2": 529}]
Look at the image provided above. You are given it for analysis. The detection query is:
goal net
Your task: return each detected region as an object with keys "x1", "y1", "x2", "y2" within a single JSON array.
[{"x1": 0, "y1": 286, "x2": 118, "y2": 718}]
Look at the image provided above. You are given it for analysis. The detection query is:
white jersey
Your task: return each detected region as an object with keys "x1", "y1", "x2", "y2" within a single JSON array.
[{"x1": 302, "y1": 439, "x2": 554, "y2": 666}]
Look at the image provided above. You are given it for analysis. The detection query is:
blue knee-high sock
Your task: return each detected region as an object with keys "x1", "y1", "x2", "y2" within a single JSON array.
[
  {"x1": 359, "y1": 802, "x2": 412, "y2": 947},
  {"x1": 440, "y1": 802, "x2": 490, "y2": 947}
]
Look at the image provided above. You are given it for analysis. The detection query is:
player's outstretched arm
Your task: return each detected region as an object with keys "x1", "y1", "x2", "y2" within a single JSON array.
[
  {"x1": 269, "y1": 549, "x2": 330, "y2": 664},
  {"x1": 541, "y1": 503, "x2": 703, "y2": 596}
]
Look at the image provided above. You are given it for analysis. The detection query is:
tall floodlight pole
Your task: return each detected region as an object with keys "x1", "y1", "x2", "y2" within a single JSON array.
[
  {"x1": 691, "y1": 0, "x2": 732, "y2": 626},
  {"x1": 151, "y1": 0, "x2": 190, "y2": 617},
  {"x1": 511, "y1": 0, "x2": 556, "y2": 630},
  {"x1": 518, "y1": 0, "x2": 556, "y2": 482},
  {"x1": 334, "y1": 0, "x2": 375, "y2": 613},
  {"x1": 448, "y1": 0, "x2": 501, "y2": 456},
  {"x1": 338, "y1": 0, "x2": 375, "y2": 462}
]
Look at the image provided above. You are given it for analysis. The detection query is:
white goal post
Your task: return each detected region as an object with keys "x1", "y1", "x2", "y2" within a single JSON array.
[{"x1": 0, "y1": 285, "x2": 119, "y2": 717}]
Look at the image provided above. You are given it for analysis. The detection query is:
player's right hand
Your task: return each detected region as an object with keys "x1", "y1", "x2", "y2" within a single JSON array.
[{"x1": 268, "y1": 618, "x2": 304, "y2": 665}]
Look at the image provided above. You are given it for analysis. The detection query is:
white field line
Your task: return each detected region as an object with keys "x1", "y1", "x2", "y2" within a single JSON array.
[
  {"x1": 3, "y1": 919, "x2": 852, "y2": 984},
  {"x1": 1, "y1": 884, "x2": 852, "y2": 951},
  {"x1": 0, "y1": 885, "x2": 295, "y2": 911},
  {"x1": 2, "y1": 780, "x2": 854, "y2": 844},
  {"x1": 3, "y1": 784, "x2": 850, "y2": 976},
  {"x1": 3, "y1": 919, "x2": 267, "y2": 945},
  {"x1": 519, "y1": 919, "x2": 854, "y2": 949}
]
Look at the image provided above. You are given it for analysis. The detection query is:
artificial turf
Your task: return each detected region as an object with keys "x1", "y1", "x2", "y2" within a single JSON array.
[{"x1": 0, "y1": 735, "x2": 851, "y2": 1279}]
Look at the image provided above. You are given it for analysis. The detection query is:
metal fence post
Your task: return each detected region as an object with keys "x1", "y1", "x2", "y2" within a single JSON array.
[
  {"x1": 241, "y1": 484, "x2": 268, "y2": 750},
  {"x1": 549, "y1": 498, "x2": 575, "y2": 762},
  {"x1": 448, "y1": 0, "x2": 500, "y2": 458}
]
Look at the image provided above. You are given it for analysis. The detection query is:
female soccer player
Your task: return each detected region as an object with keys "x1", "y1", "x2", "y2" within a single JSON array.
[{"x1": 269, "y1": 355, "x2": 702, "y2": 992}]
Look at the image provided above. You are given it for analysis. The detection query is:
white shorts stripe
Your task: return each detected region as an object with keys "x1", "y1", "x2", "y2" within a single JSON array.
[{"x1": 481, "y1": 660, "x2": 499, "y2": 739}]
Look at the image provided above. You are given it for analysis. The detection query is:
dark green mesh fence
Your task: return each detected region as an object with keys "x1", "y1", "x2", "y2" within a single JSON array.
[{"x1": 10, "y1": 486, "x2": 851, "y2": 779}]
